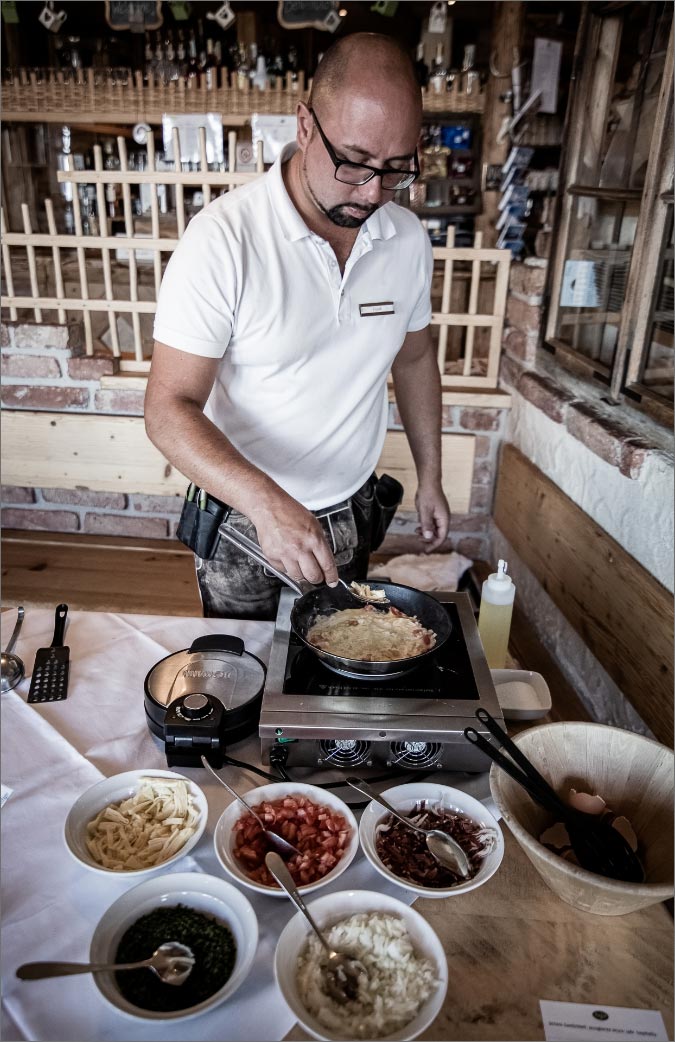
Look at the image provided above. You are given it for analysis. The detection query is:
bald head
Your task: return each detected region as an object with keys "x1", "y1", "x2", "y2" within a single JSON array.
[{"x1": 308, "y1": 33, "x2": 422, "y2": 120}]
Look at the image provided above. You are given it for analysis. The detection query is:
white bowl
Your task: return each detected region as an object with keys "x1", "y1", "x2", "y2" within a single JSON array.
[
  {"x1": 274, "y1": 888, "x2": 448, "y2": 1042},
  {"x1": 90, "y1": 871, "x2": 258, "y2": 1021},
  {"x1": 359, "y1": 782, "x2": 504, "y2": 898},
  {"x1": 214, "y1": 781, "x2": 359, "y2": 897},
  {"x1": 64, "y1": 769, "x2": 208, "y2": 877}
]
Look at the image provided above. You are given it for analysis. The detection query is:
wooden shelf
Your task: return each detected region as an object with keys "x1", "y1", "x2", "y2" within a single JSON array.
[
  {"x1": 567, "y1": 183, "x2": 643, "y2": 202},
  {"x1": 411, "y1": 203, "x2": 481, "y2": 216}
]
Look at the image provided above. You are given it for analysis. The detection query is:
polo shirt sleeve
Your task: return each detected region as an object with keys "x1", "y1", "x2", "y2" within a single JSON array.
[
  {"x1": 406, "y1": 231, "x2": 434, "y2": 332},
  {"x1": 153, "y1": 213, "x2": 235, "y2": 358}
]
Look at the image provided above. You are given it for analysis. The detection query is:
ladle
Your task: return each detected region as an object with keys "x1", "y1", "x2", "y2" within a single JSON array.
[
  {"x1": 265, "y1": 852, "x2": 366, "y2": 1004},
  {"x1": 1, "y1": 606, "x2": 25, "y2": 693},
  {"x1": 346, "y1": 776, "x2": 471, "y2": 879},
  {"x1": 200, "y1": 756, "x2": 300, "y2": 859},
  {"x1": 16, "y1": 942, "x2": 195, "y2": 986}
]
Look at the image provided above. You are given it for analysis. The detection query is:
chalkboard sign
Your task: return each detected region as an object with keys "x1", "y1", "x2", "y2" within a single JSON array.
[
  {"x1": 277, "y1": 1, "x2": 341, "y2": 32},
  {"x1": 105, "y1": 1, "x2": 163, "y2": 31}
]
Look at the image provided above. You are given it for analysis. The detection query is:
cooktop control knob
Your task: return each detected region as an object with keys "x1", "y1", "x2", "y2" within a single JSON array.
[{"x1": 181, "y1": 693, "x2": 212, "y2": 720}]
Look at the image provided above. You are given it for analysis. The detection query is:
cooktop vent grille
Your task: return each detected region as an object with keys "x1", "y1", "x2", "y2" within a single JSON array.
[
  {"x1": 318, "y1": 739, "x2": 371, "y2": 767},
  {"x1": 389, "y1": 741, "x2": 442, "y2": 770}
]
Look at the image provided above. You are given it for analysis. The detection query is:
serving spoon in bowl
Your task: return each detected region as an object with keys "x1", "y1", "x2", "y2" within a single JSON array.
[
  {"x1": 16, "y1": 942, "x2": 195, "y2": 985},
  {"x1": 346, "y1": 776, "x2": 471, "y2": 879},
  {"x1": 200, "y1": 756, "x2": 300, "y2": 860},
  {"x1": 265, "y1": 851, "x2": 366, "y2": 1004}
]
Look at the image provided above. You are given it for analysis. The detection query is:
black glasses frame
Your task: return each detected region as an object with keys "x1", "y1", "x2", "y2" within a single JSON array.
[{"x1": 309, "y1": 107, "x2": 420, "y2": 190}]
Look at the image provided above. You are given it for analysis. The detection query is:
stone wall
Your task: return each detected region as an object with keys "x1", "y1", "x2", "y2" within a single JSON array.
[
  {"x1": 495, "y1": 257, "x2": 674, "y2": 734},
  {"x1": 0, "y1": 318, "x2": 510, "y2": 559}
]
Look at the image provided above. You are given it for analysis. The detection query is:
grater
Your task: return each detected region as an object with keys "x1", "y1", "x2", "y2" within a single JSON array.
[{"x1": 28, "y1": 604, "x2": 70, "y2": 703}]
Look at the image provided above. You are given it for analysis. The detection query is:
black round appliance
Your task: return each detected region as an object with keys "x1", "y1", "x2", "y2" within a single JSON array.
[{"x1": 144, "y1": 634, "x2": 266, "y2": 767}]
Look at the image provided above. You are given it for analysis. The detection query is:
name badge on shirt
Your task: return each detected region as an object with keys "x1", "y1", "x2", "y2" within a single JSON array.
[{"x1": 359, "y1": 301, "x2": 395, "y2": 317}]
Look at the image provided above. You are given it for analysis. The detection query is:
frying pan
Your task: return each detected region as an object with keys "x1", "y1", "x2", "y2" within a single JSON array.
[{"x1": 218, "y1": 525, "x2": 452, "y2": 679}]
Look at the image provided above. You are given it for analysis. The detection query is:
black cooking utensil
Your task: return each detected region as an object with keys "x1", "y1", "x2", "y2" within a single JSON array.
[
  {"x1": 28, "y1": 604, "x2": 70, "y2": 703},
  {"x1": 464, "y1": 709, "x2": 645, "y2": 884}
]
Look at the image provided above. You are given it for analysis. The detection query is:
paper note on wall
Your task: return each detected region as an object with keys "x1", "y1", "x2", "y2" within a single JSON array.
[{"x1": 561, "y1": 260, "x2": 600, "y2": 308}]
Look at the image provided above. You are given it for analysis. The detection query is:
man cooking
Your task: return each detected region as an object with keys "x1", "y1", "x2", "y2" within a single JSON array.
[{"x1": 145, "y1": 32, "x2": 450, "y2": 619}]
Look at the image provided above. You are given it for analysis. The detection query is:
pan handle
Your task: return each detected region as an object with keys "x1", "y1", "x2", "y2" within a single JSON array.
[{"x1": 217, "y1": 524, "x2": 307, "y2": 597}]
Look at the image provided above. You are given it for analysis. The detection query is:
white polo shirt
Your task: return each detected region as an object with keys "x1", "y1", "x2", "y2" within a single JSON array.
[{"x1": 153, "y1": 143, "x2": 433, "y2": 510}]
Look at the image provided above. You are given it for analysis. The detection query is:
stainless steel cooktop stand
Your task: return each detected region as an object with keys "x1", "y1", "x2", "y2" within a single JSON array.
[{"x1": 259, "y1": 589, "x2": 502, "y2": 772}]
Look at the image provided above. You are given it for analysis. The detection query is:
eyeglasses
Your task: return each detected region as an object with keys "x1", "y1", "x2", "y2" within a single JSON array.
[{"x1": 309, "y1": 108, "x2": 419, "y2": 191}]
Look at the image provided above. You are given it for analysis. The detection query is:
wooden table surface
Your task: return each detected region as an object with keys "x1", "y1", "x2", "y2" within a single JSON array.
[{"x1": 286, "y1": 829, "x2": 673, "y2": 1042}]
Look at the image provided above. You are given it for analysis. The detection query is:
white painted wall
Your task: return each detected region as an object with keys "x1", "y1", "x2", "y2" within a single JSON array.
[{"x1": 507, "y1": 393, "x2": 674, "y2": 593}]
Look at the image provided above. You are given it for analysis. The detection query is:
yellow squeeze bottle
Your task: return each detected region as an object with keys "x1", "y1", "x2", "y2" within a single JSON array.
[{"x1": 477, "y1": 559, "x2": 515, "y2": 669}]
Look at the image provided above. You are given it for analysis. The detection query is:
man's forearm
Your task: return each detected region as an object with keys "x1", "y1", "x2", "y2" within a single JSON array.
[
  {"x1": 145, "y1": 396, "x2": 283, "y2": 518},
  {"x1": 391, "y1": 345, "x2": 443, "y2": 485}
]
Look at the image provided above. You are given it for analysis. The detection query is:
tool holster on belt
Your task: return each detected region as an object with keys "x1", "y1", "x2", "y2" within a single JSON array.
[{"x1": 176, "y1": 483, "x2": 229, "y2": 559}]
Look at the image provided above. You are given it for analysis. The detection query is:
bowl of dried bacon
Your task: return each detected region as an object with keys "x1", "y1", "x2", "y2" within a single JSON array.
[
  {"x1": 359, "y1": 782, "x2": 504, "y2": 898},
  {"x1": 214, "y1": 782, "x2": 359, "y2": 896}
]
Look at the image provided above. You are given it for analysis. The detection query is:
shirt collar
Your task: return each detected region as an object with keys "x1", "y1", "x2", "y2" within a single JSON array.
[{"x1": 267, "y1": 141, "x2": 398, "y2": 244}]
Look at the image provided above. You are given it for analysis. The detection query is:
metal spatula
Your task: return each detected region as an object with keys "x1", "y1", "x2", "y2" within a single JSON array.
[{"x1": 28, "y1": 604, "x2": 70, "y2": 703}]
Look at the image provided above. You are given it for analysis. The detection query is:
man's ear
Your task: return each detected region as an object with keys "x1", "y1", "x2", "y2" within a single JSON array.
[{"x1": 296, "y1": 102, "x2": 313, "y2": 149}]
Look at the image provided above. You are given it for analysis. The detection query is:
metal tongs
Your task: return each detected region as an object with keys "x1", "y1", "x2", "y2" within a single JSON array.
[
  {"x1": 217, "y1": 522, "x2": 389, "y2": 606},
  {"x1": 464, "y1": 709, "x2": 645, "y2": 884}
]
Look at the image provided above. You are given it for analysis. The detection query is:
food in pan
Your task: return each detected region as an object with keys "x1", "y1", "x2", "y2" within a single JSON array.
[
  {"x1": 306, "y1": 603, "x2": 436, "y2": 661},
  {"x1": 296, "y1": 911, "x2": 438, "y2": 1038},
  {"x1": 233, "y1": 794, "x2": 352, "y2": 887},
  {"x1": 85, "y1": 778, "x2": 199, "y2": 870}
]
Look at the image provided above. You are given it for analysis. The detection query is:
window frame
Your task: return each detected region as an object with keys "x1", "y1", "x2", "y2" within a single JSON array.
[{"x1": 542, "y1": 3, "x2": 674, "y2": 426}]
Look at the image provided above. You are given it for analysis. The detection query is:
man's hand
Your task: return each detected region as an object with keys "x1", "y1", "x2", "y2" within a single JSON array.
[
  {"x1": 249, "y1": 492, "x2": 338, "y2": 587},
  {"x1": 415, "y1": 481, "x2": 451, "y2": 553}
]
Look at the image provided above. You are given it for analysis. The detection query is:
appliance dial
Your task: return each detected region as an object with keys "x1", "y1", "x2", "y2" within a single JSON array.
[{"x1": 181, "y1": 693, "x2": 212, "y2": 720}]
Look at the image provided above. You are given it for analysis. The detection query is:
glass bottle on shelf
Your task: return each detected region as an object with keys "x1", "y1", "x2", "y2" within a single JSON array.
[
  {"x1": 103, "y1": 139, "x2": 120, "y2": 220},
  {"x1": 186, "y1": 31, "x2": 200, "y2": 84},
  {"x1": 143, "y1": 31, "x2": 154, "y2": 83},
  {"x1": 414, "y1": 42, "x2": 429, "y2": 88},
  {"x1": 287, "y1": 45, "x2": 299, "y2": 91},
  {"x1": 176, "y1": 29, "x2": 187, "y2": 79},
  {"x1": 235, "y1": 43, "x2": 249, "y2": 90},
  {"x1": 201, "y1": 38, "x2": 218, "y2": 90},
  {"x1": 430, "y1": 44, "x2": 447, "y2": 95}
]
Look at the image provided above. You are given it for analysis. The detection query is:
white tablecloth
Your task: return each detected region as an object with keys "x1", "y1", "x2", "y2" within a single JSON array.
[{"x1": 1, "y1": 608, "x2": 492, "y2": 1042}]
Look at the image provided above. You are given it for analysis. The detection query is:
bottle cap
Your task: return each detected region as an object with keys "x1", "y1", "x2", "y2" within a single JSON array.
[{"x1": 487, "y1": 559, "x2": 512, "y2": 589}]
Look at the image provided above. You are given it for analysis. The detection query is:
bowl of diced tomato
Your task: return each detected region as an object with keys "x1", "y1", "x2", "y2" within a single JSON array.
[{"x1": 213, "y1": 782, "x2": 359, "y2": 897}]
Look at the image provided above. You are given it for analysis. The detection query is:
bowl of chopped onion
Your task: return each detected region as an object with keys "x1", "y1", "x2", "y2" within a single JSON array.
[
  {"x1": 213, "y1": 781, "x2": 359, "y2": 896},
  {"x1": 359, "y1": 782, "x2": 504, "y2": 898},
  {"x1": 64, "y1": 769, "x2": 208, "y2": 876},
  {"x1": 275, "y1": 888, "x2": 448, "y2": 1041}
]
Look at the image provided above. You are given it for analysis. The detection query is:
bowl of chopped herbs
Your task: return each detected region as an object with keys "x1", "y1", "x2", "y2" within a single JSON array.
[{"x1": 89, "y1": 872, "x2": 258, "y2": 1020}]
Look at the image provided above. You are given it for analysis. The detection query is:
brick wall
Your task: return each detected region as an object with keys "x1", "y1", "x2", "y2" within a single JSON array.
[{"x1": 1, "y1": 318, "x2": 512, "y2": 561}]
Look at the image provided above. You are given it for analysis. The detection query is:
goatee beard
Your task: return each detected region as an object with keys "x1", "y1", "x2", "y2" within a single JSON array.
[{"x1": 322, "y1": 203, "x2": 377, "y2": 228}]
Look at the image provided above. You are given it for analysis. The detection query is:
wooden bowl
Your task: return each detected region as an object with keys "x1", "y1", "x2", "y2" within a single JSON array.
[{"x1": 489, "y1": 722, "x2": 674, "y2": 916}]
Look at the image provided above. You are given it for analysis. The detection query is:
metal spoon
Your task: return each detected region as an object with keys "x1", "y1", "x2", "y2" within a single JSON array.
[
  {"x1": 16, "y1": 942, "x2": 195, "y2": 986},
  {"x1": 1, "y1": 606, "x2": 25, "y2": 693},
  {"x1": 265, "y1": 852, "x2": 366, "y2": 1004},
  {"x1": 336, "y1": 579, "x2": 390, "y2": 607},
  {"x1": 346, "y1": 776, "x2": 471, "y2": 879},
  {"x1": 200, "y1": 755, "x2": 300, "y2": 859}
]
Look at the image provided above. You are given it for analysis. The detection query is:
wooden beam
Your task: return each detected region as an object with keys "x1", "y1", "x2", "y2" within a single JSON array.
[
  {"x1": 493, "y1": 444, "x2": 674, "y2": 745},
  {"x1": 1, "y1": 411, "x2": 188, "y2": 495},
  {"x1": 1, "y1": 411, "x2": 476, "y2": 516}
]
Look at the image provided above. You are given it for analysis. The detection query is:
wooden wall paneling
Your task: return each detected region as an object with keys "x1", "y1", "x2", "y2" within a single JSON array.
[
  {"x1": 1, "y1": 412, "x2": 476, "y2": 517},
  {"x1": 377, "y1": 430, "x2": 475, "y2": 514},
  {"x1": 493, "y1": 444, "x2": 674, "y2": 745}
]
